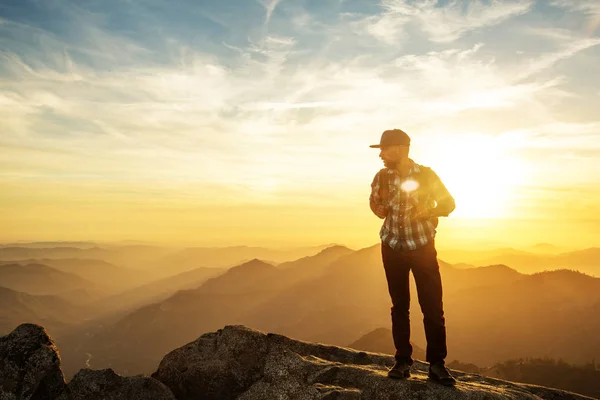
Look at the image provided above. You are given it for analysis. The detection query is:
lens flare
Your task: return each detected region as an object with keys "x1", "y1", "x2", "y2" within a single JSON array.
[{"x1": 401, "y1": 179, "x2": 419, "y2": 192}]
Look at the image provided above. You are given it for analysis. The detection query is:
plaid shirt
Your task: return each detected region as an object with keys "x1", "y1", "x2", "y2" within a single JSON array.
[{"x1": 369, "y1": 160, "x2": 455, "y2": 251}]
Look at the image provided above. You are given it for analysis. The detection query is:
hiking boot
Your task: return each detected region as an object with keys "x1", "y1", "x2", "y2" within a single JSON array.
[
  {"x1": 388, "y1": 360, "x2": 411, "y2": 379},
  {"x1": 428, "y1": 362, "x2": 456, "y2": 386}
]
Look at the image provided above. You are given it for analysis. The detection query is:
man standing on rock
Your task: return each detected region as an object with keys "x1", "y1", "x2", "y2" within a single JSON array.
[{"x1": 369, "y1": 129, "x2": 457, "y2": 386}]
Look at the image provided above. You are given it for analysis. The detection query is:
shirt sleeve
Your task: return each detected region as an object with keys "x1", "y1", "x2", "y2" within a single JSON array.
[
  {"x1": 369, "y1": 169, "x2": 383, "y2": 206},
  {"x1": 428, "y1": 169, "x2": 456, "y2": 217}
]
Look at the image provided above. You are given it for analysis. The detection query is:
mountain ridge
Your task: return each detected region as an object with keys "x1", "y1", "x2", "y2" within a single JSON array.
[{"x1": 0, "y1": 262, "x2": 101, "y2": 297}]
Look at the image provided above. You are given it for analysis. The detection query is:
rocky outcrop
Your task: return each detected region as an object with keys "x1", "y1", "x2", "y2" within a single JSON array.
[
  {"x1": 0, "y1": 323, "x2": 65, "y2": 400},
  {"x1": 1, "y1": 323, "x2": 596, "y2": 400},
  {"x1": 152, "y1": 325, "x2": 595, "y2": 400},
  {"x1": 57, "y1": 369, "x2": 175, "y2": 400},
  {"x1": 0, "y1": 324, "x2": 174, "y2": 400}
]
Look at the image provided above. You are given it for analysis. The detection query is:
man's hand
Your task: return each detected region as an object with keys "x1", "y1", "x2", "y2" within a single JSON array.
[
  {"x1": 409, "y1": 198, "x2": 430, "y2": 220},
  {"x1": 414, "y1": 206, "x2": 430, "y2": 220},
  {"x1": 374, "y1": 204, "x2": 389, "y2": 219}
]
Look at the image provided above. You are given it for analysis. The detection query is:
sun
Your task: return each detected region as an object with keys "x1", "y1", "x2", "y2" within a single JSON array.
[{"x1": 423, "y1": 134, "x2": 528, "y2": 219}]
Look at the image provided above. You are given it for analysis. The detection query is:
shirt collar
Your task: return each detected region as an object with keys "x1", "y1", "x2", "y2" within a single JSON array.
[{"x1": 409, "y1": 159, "x2": 420, "y2": 174}]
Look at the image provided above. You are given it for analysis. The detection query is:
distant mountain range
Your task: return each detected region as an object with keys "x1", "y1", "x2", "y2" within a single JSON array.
[
  {"x1": 94, "y1": 266, "x2": 225, "y2": 316},
  {"x1": 0, "y1": 241, "x2": 99, "y2": 248},
  {"x1": 146, "y1": 244, "x2": 352, "y2": 277},
  {"x1": 0, "y1": 242, "x2": 340, "y2": 274},
  {"x1": 438, "y1": 247, "x2": 600, "y2": 277},
  {"x1": 0, "y1": 286, "x2": 88, "y2": 334},
  {"x1": 45, "y1": 243, "x2": 600, "y2": 379},
  {"x1": 0, "y1": 245, "x2": 175, "y2": 272},
  {"x1": 1, "y1": 241, "x2": 599, "y2": 383},
  {"x1": 54, "y1": 246, "x2": 358, "y2": 376},
  {"x1": 0, "y1": 263, "x2": 103, "y2": 299},
  {"x1": 0, "y1": 258, "x2": 151, "y2": 292}
]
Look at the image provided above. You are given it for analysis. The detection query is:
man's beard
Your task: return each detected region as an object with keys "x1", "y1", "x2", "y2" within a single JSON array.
[{"x1": 383, "y1": 160, "x2": 397, "y2": 169}]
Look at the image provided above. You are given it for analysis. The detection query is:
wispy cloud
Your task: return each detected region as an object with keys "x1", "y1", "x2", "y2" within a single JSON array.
[
  {"x1": 1, "y1": 0, "x2": 599, "y2": 203},
  {"x1": 260, "y1": 0, "x2": 281, "y2": 25},
  {"x1": 552, "y1": 0, "x2": 600, "y2": 15},
  {"x1": 363, "y1": 0, "x2": 534, "y2": 44},
  {"x1": 552, "y1": 0, "x2": 600, "y2": 33},
  {"x1": 516, "y1": 37, "x2": 600, "y2": 79}
]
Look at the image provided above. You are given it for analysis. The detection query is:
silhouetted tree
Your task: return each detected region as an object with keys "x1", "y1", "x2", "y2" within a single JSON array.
[{"x1": 492, "y1": 357, "x2": 600, "y2": 398}]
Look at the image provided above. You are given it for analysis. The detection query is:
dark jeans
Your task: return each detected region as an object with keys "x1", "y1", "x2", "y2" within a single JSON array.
[{"x1": 381, "y1": 240, "x2": 448, "y2": 365}]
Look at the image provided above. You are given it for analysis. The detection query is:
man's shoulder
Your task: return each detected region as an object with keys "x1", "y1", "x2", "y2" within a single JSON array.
[
  {"x1": 372, "y1": 168, "x2": 398, "y2": 188},
  {"x1": 374, "y1": 167, "x2": 395, "y2": 177},
  {"x1": 412, "y1": 162, "x2": 438, "y2": 184},
  {"x1": 413, "y1": 161, "x2": 434, "y2": 174},
  {"x1": 371, "y1": 168, "x2": 383, "y2": 186}
]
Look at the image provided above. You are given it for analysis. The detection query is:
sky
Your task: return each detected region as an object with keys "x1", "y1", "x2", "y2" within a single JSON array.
[{"x1": 1, "y1": 0, "x2": 599, "y2": 249}]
